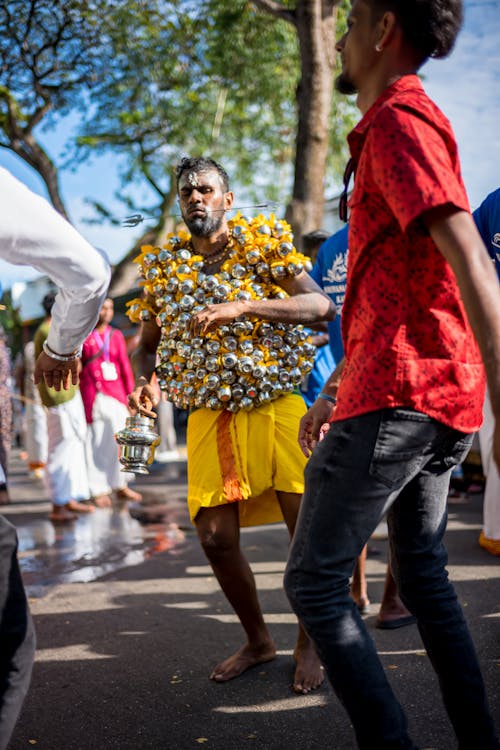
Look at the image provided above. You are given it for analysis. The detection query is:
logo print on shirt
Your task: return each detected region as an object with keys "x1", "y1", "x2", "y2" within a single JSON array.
[
  {"x1": 326, "y1": 252, "x2": 348, "y2": 284},
  {"x1": 492, "y1": 233, "x2": 500, "y2": 249}
]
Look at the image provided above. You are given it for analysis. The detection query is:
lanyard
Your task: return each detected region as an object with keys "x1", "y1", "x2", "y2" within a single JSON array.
[{"x1": 93, "y1": 328, "x2": 111, "y2": 361}]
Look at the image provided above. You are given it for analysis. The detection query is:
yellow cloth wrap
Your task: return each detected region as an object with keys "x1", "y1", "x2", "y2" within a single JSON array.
[{"x1": 187, "y1": 394, "x2": 307, "y2": 527}]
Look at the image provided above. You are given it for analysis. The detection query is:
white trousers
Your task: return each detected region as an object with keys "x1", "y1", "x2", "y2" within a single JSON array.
[
  {"x1": 25, "y1": 401, "x2": 48, "y2": 466},
  {"x1": 46, "y1": 393, "x2": 90, "y2": 505},
  {"x1": 478, "y1": 388, "x2": 500, "y2": 541},
  {"x1": 85, "y1": 393, "x2": 132, "y2": 496},
  {"x1": 157, "y1": 397, "x2": 178, "y2": 453}
]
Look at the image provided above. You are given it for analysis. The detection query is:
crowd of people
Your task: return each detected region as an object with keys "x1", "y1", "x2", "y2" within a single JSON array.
[
  {"x1": 1, "y1": 1, "x2": 499, "y2": 749},
  {"x1": 3, "y1": 294, "x2": 183, "y2": 522}
]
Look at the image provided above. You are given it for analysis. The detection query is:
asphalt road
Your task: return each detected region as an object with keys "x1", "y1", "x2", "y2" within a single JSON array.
[{"x1": 3, "y1": 451, "x2": 499, "y2": 750}]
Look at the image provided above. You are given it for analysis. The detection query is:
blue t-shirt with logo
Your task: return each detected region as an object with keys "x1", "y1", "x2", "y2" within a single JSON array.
[
  {"x1": 473, "y1": 188, "x2": 500, "y2": 282},
  {"x1": 310, "y1": 224, "x2": 349, "y2": 366}
]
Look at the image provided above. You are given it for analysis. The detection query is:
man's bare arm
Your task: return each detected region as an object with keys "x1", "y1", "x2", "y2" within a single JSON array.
[
  {"x1": 319, "y1": 357, "x2": 346, "y2": 399},
  {"x1": 425, "y1": 206, "x2": 500, "y2": 468},
  {"x1": 128, "y1": 318, "x2": 161, "y2": 417},
  {"x1": 297, "y1": 358, "x2": 346, "y2": 456},
  {"x1": 190, "y1": 270, "x2": 334, "y2": 336}
]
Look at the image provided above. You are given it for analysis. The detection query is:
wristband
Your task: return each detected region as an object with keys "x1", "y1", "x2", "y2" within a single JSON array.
[
  {"x1": 318, "y1": 392, "x2": 337, "y2": 405},
  {"x1": 42, "y1": 340, "x2": 81, "y2": 363}
]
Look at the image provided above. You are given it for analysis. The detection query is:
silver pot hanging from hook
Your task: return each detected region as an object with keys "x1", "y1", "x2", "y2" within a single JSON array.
[{"x1": 115, "y1": 414, "x2": 160, "y2": 474}]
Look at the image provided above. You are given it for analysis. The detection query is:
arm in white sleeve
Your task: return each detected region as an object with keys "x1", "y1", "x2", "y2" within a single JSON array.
[{"x1": 0, "y1": 167, "x2": 111, "y2": 353}]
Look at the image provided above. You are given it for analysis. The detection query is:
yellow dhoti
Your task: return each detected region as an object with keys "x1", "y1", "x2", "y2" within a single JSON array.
[{"x1": 187, "y1": 394, "x2": 307, "y2": 527}]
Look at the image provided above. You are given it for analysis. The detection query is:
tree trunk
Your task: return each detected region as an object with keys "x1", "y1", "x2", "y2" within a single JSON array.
[{"x1": 286, "y1": 0, "x2": 340, "y2": 246}]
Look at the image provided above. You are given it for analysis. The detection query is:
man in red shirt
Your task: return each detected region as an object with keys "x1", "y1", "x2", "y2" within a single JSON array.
[{"x1": 285, "y1": 1, "x2": 500, "y2": 748}]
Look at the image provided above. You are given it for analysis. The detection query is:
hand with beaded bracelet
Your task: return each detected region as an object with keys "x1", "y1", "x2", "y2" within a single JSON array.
[{"x1": 34, "y1": 340, "x2": 82, "y2": 392}]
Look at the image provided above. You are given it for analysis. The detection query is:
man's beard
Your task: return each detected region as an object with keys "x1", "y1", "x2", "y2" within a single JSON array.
[
  {"x1": 335, "y1": 72, "x2": 357, "y2": 95},
  {"x1": 184, "y1": 207, "x2": 225, "y2": 237}
]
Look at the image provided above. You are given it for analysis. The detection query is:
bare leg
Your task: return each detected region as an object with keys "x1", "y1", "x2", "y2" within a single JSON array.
[
  {"x1": 376, "y1": 564, "x2": 416, "y2": 629},
  {"x1": 350, "y1": 544, "x2": 370, "y2": 613},
  {"x1": 115, "y1": 487, "x2": 142, "y2": 502},
  {"x1": 66, "y1": 499, "x2": 94, "y2": 514},
  {"x1": 277, "y1": 491, "x2": 325, "y2": 694},
  {"x1": 50, "y1": 504, "x2": 77, "y2": 522},
  {"x1": 93, "y1": 494, "x2": 113, "y2": 508},
  {"x1": 195, "y1": 503, "x2": 276, "y2": 682},
  {"x1": 50, "y1": 500, "x2": 94, "y2": 522}
]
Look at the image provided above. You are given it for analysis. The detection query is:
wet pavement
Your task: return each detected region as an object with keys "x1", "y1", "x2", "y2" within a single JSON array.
[
  {"x1": 3, "y1": 448, "x2": 500, "y2": 750},
  {"x1": 4, "y1": 448, "x2": 191, "y2": 597}
]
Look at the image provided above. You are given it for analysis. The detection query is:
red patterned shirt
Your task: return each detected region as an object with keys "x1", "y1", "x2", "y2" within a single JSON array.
[{"x1": 333, "y1": 75, "x2": 485, "y2": 432}]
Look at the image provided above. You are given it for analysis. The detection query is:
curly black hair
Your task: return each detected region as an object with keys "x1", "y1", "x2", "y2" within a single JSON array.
[
  {"x1": 368, "y1": 0, "x2": 463, "y2": 63},
  {"x1": 175, "y1": 156, "x2": 230, "y2": 192}
]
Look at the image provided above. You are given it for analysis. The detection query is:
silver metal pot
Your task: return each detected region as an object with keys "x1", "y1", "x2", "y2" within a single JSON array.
[{"x1": 115, "y1": 414, "x2": 160, "y2": 474}]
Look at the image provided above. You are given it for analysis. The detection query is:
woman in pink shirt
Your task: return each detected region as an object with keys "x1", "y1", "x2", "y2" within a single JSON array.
[{"x1": 80, "y1": 298, "x2": 141, "y2": 506}]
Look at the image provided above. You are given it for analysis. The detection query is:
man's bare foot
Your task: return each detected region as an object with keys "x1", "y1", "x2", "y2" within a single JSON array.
[
  {"x1": 115, "y1": 487, "x2": 142, "y2": 502},
  {"x1": 66, "y1": 499, "x2": 95, "y2": 514},
  {"x1": 293, "y1": 641, "x2": 325, "y2": 694},
  {"x1": 210, "y1": 640, "x2": 277, "y2": 682},
  {"x1": 377, "y1": 593, "x2": 415, "y2": 629},
  {"x1": 93, "y1": 494, "x2": 112, "y2": 508},
  {"x1": 50, "y1": 505, "x2": 78, "y2": 523}
]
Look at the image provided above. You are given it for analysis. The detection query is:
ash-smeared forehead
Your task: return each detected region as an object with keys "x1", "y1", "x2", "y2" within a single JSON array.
[
  {"x1": 178, "y1": 169, "x2": 222, "y2": 193},
  {"x1": 186, "y1": 171, "x2": 201, "y2": 187},
  {"x1": 175, "y1": 156, "x2": 230, "y2": 192}
]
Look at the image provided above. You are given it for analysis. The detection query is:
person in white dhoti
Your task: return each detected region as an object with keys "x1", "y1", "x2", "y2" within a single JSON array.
[
  {"x1": 80, "y1": 298, "x2": 141, "y2": 506},
  {"x1": 0, "y1": 327, "x2": 12, "y2": 506},
  {"x1": 154, "y1": 393, "x2": 180, "y2": 462},
  {"x1": 34, "y1": 293, "x2": 93, "y2": 522},
  {"x1": 21, "y1": 340, "x2": 48, "y2": 478}
]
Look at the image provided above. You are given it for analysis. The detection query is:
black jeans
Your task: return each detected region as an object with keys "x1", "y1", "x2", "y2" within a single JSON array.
[
  {"x1": 285, "y1": 409, "x2": 499, "y2": 750},
  {"x1": 0, "y1": 516, "x2": 35, "y2": 750}
]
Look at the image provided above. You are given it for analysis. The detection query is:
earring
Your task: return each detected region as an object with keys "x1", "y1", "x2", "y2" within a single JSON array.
[{"x1": 375, "y1": 43, "x2": 383, "y2": 52}]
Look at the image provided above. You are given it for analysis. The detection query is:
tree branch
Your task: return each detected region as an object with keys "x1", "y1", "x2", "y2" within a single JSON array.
[
  {"x1": 250, "y1": 0, "x2": 296, "y2": 25},
  {"x1": 0, "y1": 90, "x2": 26, "y2": 142},
  {"x1": 26, "y1": 96, "x2": 53, "y2": 132},
  {"x1": 138, "y1": 145, "x2": 166, "y2": 200}
]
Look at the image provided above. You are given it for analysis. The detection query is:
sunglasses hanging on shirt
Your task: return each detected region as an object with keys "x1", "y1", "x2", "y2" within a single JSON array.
[{"x1": 339, "y1": 158, "x2": 354, "y2": 223}]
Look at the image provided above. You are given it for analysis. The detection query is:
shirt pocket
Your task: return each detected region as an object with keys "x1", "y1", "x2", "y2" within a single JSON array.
[{"x1": 368, "y1": 408, "x2": 435, "y2": 490}]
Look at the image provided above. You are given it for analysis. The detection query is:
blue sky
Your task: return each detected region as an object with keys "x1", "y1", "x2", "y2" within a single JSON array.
[{"x1": 1, "y1": 0, "x2": 499, "y2": 288}]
